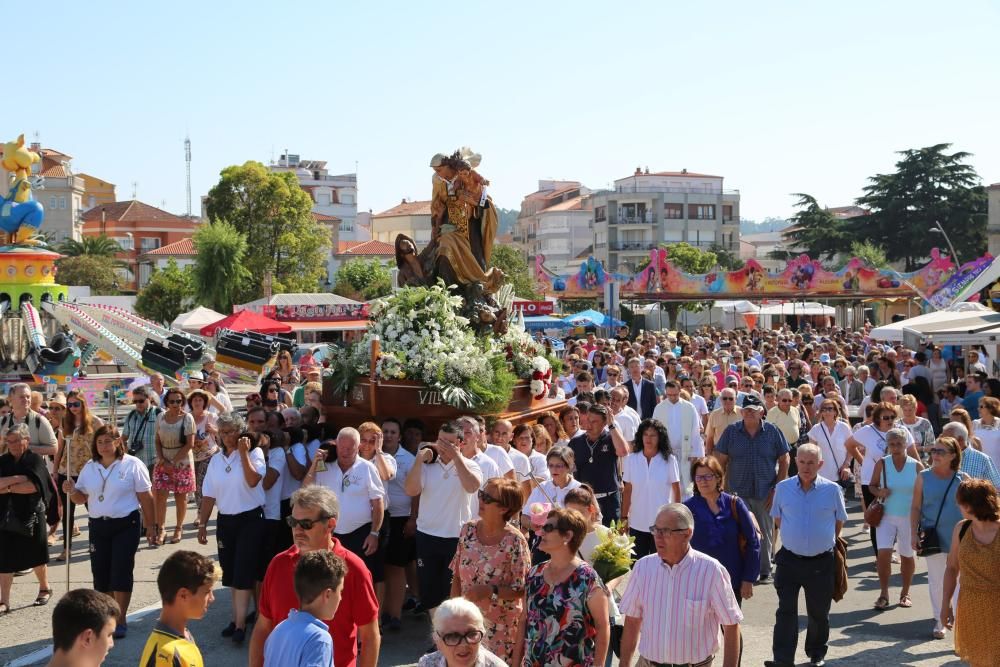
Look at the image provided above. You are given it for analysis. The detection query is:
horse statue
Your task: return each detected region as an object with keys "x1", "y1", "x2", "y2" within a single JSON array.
[{"x1": 1, "y1": 134, "x2": 45, "y2": 245}]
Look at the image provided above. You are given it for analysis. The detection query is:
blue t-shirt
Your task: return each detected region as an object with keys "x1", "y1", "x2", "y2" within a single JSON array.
[
  {"x1": 263, "y1": 609, "x2": 333, "y2": 667},
  {"x1": 962, "y1": 390, "x2": 984, "y2": 420}
]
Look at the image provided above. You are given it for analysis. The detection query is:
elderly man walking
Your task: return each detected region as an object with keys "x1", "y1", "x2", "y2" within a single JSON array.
[
  {"x1": 714, "y1": 394, "x2": 789, "y2": 582},
  {"x1": 618, "y1": 503, "x2": 742, "y2": 667},
  {"x1": 766, "y1": 443, "x2": 847, "y2": 667}
]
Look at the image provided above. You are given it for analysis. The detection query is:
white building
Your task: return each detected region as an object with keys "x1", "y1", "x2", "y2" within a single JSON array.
[
  {"x1": 514, "y1": 181, "x2": 593, "y2": 274},
  {"x1": 591, "y1": 168, "x2": 740, "y2": 272},
  {"x1": 370, "y1": 199, "x2": 433, "y2": 245}
]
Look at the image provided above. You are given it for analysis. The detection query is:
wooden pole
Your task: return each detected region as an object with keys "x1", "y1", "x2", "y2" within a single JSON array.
[{"x1": 64, "y1": 429, "x2": 71, "y2": 591}]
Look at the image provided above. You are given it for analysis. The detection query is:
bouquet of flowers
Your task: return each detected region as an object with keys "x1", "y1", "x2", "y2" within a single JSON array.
[
  {"x1": 527, "y1": 502, "x2": 552, "y2": 530},
  {"x1": 590, "y1": 521, "x2": 635, "y2": 583}
]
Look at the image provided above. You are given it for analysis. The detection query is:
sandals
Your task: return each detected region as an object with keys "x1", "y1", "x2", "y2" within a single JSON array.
[
  {"x1": 874, "y1": 596, "x2": 890, "y2": 610},
  {"x1": 169, "y1": 529, "x2": 183, "y2": 544},
  {"x1": 899, "y1": 594, "x2": 913, "y2": 608},
  {"x1": 34, "y1": 589, "x2": 53, "y2": 606},
  {"x1": 0, "y1": 602, "x2": 9, "y2": 615}
]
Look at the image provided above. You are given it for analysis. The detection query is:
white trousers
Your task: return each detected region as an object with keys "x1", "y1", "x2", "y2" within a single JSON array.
[{"x1": 924, "y1": 552, "x2": 959, "y2": 631}]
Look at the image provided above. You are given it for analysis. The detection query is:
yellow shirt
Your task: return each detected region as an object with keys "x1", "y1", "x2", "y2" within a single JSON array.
[
  {"x1": 140, "y1": 623, "x2": 203, "y2": 667},
  {"x1": 706, "y1": 408, "x2": 742, "y2": 445},
  {"x1": 766, "y1": 406, "x2": 800, "y2": 446}
]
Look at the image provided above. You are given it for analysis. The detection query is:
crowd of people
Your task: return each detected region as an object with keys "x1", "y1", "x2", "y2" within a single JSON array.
[{"x1": 1, "y1": 323, "x2": 1000, "y2": 666}]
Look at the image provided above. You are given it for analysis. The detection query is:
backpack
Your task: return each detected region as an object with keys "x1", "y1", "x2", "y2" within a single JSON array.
[
  {"x1": 1, "y1": 411, "x2": 44, "y2": 434},
  {"x1": 731, "y1": 494, "x2": 763, "y2": 558}
]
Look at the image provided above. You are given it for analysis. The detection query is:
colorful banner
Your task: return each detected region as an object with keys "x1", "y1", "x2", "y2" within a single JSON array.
[
  {"x1": 512, "y1": 300, "x2": 554, "y2": 315},
  {"x1": 926, "y1": 255, "x2": 997, "y2": 309},
  {"x1": 534, "y1": 248, "x2": 981, "y2": 302},
  {"x1": 240, "y1": 303, "x2": 370, "y2": 321}
]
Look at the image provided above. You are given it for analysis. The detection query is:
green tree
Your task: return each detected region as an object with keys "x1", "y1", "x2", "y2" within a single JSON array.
[
  {"x1": 54, "y1": 255, "x2": 119, "y2": 295},
  {"x1": 134, "y1": 259, "x2": 194, "y2": 325},
  {"x1": 58, "y1": 235, "x2": 127, "y2": 268},
  {"x1": 192, "y1": 220, "x2": 251, "y2": 313},
  {"x1": 852, "y1": 144, "x2": 987, "y2": 270},
  {"x1": 204, "y1": 161, "x2": 331, "y2": 299},
  {"x1": 489, "y1": 244, "x2": 539, "y2": 299},
  {"x1": 333, "y1": 259, "x2": 392, "y2": 300},
  {"x1": 845, "y1": 240, "x2": 888, "y2": 269},
  {"x1": 708, "y1": 243, "x2": 744, "y2": 271},
  {"x1": 774, "y1": 194, "x2": 847, "y2": 262}
]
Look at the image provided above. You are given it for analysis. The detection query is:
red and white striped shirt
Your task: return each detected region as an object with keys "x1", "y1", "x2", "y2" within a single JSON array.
[{"x1": 619, "y1": 548, "x2": 743, "y2": 664}]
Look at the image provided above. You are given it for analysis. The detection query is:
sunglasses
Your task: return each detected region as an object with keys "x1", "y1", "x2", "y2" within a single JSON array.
[
  {"x1": 67, "y1": 401, "x2": 82, "y2": 408},
  {"x1": 166, "y1": 399, "x2": 184, "y2": 406},
  {"x1": 721, "y1": 397, "x2": 735, "y2": 401},
  {"x1": 929, "y1": 448, "x2": 953, "y2": 456},
  {"x1": 477, "y1": 489, "x2": 499, "y2": 505},
  {"x1": 878, "y1": 416, "x2": 895, "y2": 422},
  {"x1": 285, "y1": 515, "x2": 329, "y2": 530},
  {"x1": 539, "y1": 523, "x2": 559, "y2": 533},
  {"x1": 132, "y1": 399, "x2": 147, "y2": 404}
]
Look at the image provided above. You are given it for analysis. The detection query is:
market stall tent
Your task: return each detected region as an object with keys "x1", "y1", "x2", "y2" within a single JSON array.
[
  {"x1": 171, "y1": 306, "x2": 225, "y2": 335},
  {"x1": 869, "y1": 302, "x2": 992, "y2": 342},
  {"x1": 200, "y1": 309, "x2": 292, "y2": 336}
]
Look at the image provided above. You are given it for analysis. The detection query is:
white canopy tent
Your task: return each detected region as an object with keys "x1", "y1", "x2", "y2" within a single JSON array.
[
  {"x1": 869, "y1": 302, "x2": 992, "y2": 342},
  {"x1": 171, "y1": 306, "x2": 225, "y2": 334}
]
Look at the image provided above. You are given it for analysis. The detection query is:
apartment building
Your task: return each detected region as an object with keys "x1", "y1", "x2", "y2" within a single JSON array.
[
  {"x1": 591, "y1": 168, "x2": 740, "y2": 272},
  {"x1": 269, "y1": 152, "x2": 361, "y2": 239},
  {"x1": 370, "y1": 199, "x2": 433, "y2": 245},
  {"x1": 1, "y1": 145, "x2": 87, "y2": 243},
  {"x1": 514, "y1": 181, "x2": 592, "y2": 274}
]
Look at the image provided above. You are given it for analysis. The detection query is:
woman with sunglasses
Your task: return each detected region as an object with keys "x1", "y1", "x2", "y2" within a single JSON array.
[
  {"x1": 187, "y1": 389, "x2": 219, "y2": 528},
  {"x1": 53, "y1": 390, "x2": 103, "y2": 560},
  {"x1": 698, "y1": 376, "x2": 719, "y2": 412},
  {"x1": 62, "y1": 425, "x2": 156, "y2": 638},
  {"x1": 600, "y1": 364, "x2": 622, "y2": 391},
  {"x1": 154, "y1": 387, "x2": 196, "y2": 545},
  {"x1": 808, "y1": 398, "x2": 854, "y2": 486},
  {"x1": 909, "y1": 436, "x2": 968, "y2": 639},
  {"x1": 448, "y1": 478, "x2": 529, "y2": 664},
  {"x1": 846, "y1": 402, "x2": 916, "y2": 556},
  {"x1": 43, "y1": 393, "x2": 67, "y2": 545},
  {"x1": 197, "y1": 414, "x2": 266, "y2": 644},
  {"x1": 261, "y1": 382, "x2": 289, "y2": 411},
  {"x1": 513, "y1": 508, "x2": 609, "y2": 667},
  {"x1": 419, "y1": 597, "x2": 506, "y2": 667},
  {"x1": 275, "y1": 350, "x2": 300, "y2": 394}
]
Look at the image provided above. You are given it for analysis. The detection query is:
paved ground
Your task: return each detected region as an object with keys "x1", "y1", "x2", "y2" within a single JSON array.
[{"x1": 0, "y1": 496, "x2": 969, "y2": 667}]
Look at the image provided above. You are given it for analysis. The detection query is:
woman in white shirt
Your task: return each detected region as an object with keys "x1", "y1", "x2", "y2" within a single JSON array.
[
  {"x1": 973, "y1": 396, "x2": 1000, "y2": 469},
  {"x1": 620, "y1": 419, "x2": 681, "y2": 559},
  {"x1": 521, "y1": 446, "x2": 582, "y2": 531},
  {"x1": 512, "y1": 424, "x2": 549, "y2": 485},
  {"x1": 196, "y1": 413, "x2": 266, "y2": 645},
  {"x1": 808, "y1": 398, "x2": 854, "y2": 486},
  {"x1": 63, "y1": 425, "x2": 155, "y2": 639}
]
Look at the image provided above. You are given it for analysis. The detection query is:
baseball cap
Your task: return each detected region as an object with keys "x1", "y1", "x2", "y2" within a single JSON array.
[{"x1": 741, "y1": 395, "x2": 765, "y2": 412}]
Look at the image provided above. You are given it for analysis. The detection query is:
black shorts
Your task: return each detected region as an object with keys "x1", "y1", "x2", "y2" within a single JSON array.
[
  {"x1": 216, "y1": 507, "x2": 265, "y2": 590},
  {"x1": 337, "y1": 522, "x2": 385, "y2": 584},
  {"x1": 385, "y1": 515, "x2": 416, "y2": 567},
  {"x1": 89, "y1": 510, "x2": 142, "y2": 593}
]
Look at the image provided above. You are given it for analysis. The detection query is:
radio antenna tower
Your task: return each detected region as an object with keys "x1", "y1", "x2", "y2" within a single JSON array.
[{"x1": 184, "y1": 134, "x2": 192, "y2": 217}]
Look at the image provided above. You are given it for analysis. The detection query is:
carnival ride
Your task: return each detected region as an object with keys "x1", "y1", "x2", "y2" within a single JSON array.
[{"x1": 0, "y1": 133, "x2": 291, "y2": 388}]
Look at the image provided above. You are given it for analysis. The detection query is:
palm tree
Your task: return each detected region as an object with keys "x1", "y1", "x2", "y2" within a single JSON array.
[{"x1": 58, "y1": 235, "x2": 123, "y2": 258}]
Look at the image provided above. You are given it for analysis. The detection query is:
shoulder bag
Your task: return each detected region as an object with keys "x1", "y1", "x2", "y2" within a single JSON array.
[
  {"x1": 731, "y1": 494, "x2": 762, "y2": 557},
  {"x1": 863, "y1": 460, "x2": 887, "y2": 528},
  {"x1": 916, "y1": 474, "x2": 958, "y2": 557},
  {"x1": 819, "y1": 423, "x2": 854, "y2": 493}
]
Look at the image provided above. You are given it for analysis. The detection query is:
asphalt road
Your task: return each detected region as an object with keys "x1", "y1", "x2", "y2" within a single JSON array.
[{"x1": 0, "y1": 496, "x2": 968, "y2": 667}]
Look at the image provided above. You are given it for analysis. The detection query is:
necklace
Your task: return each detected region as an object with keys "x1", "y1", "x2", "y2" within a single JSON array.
[
  {"x1": 96, "y1": 461, "x2": 120, "y2": 502},
  {"x1": 585, "y1": 434, "x2": 600, "y2": 464}
]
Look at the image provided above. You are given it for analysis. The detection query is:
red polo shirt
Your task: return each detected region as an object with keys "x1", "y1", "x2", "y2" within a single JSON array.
[{"x1": 259, "y1": 540, "x2": 378, "y2": 667}]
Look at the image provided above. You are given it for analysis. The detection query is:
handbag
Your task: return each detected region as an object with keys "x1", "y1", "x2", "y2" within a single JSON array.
[
  {"x1": 731, "y1": 495, "x2": 761, "y2": 558},
  {"x1": 917, "y1": 474, "x2": 958, "y2": 557},
  {"x1": 0, "y1": 499, "x2": 41, "y2": 537},
  {"x1": 863, "y1": 462, "x2": 887, "y2": 528}
]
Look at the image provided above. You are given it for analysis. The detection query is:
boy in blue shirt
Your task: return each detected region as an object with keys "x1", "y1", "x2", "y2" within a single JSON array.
[{"x1": 263, "y1": 550, "x2": 347, "y2": 667}]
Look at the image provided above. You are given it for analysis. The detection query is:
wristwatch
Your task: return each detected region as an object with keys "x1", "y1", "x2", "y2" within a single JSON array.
[
  {"x1": 608, "y1": 423, "x2": 617, "y2": 431},
  {"x1": 370, "y1": 530, "x2": 380, "y2": 537}
]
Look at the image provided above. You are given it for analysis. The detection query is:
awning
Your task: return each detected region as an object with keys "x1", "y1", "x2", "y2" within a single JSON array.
[
  {"x1": 282, "y1": 320, "x2": 369, "y2": 332},
  {"x1": 869, "y1": 302, "x2": 993, "y2": 341}
]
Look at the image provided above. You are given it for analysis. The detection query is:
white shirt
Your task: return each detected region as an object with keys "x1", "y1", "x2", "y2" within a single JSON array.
[
  {"x1": 75, "y1": 454, "x2": 150, "y2": 519},
  {"x1": 281, "y1": 443, "x2": 308, "y2": 501},
  {"x1": 367, "y1": 452, "x2": 397, "y2": 506},
  {"x1": 613, "y1": 409, "x2": 640, "y2": 444},
  {"x1": 522, "y1": 478, "x2": 583, "y2": 515},
  {"x1": 854, "y1": 424, "x2": 913, "y2": 484},
  {"x1": 619, "y1": 550, "x2": 744, "y2": 664},
  {"x1": 689, "y1": 393, "x2": 709, "y2": 417},
  {"x1": 202, "y1": 447, "x2": 267, "y2": 515},
  {"x1": 527, "y1": 450, "x2": 550, "y2": 484},
  {"x1": 315, "y1": 457, "x2": 385, "y2": 535},
  {"x1": 622, "y1": 452, "x2": 680, "y2": 533},
  {"x1": 208, "y1": 391, "x2": 233, "y2": 415},
  {"x1": 650, "y1": 398, "x2": 705, "y2": 495},
  {"x1": 973, "y1": 420, "x2": 1000, "y2": 469},
  {"x1": 417, "y1": 458, "x2": 483, "y2": 538},
  {"x1": 263, "y1": 446, "x2": 286, "y2": 520},
  {"x1": 808, "y1": 420, "x2": 853, "y2": 482},
  {"x1": 490, "y1": 444, "x2": 531, "y2": 483},
  {"x1": 386, "y1": 446, "x2": 416, "y2": 517},
  {"x1": 483, "y1": 444, "x2": 514, "y2": 477},
  {"x1": 469, "y1": 452, "x2": 501, "y2": 516}
]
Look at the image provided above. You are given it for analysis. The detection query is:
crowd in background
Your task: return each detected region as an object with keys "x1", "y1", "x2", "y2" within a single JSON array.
[{"x1": 1, "y1": 323, "x2": 999, "y2": 666}]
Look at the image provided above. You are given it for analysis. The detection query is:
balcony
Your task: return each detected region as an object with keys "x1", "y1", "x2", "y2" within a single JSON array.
[
  {"x1": 600, "y1": 185, "x2": 740, "y2": 196},
  {"x1": 611, "y1": 216, "x2": 655, "y2": 225},
  {"x1": 611, "y1": 242, "x2": 657, "y2": 251}
]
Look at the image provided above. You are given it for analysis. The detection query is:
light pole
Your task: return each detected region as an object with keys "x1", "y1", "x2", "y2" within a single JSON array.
[{"x1": 929, "y1": 221, "x2": 962, "y2": 267}]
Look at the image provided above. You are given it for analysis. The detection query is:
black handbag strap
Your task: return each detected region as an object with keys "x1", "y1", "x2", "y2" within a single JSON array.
[
  {"x1": 931, "y1": 474, "x2": 958, "y2": 529},
  {"x1": 819, "y1": 423, "x2": 843, "y2": 470}
]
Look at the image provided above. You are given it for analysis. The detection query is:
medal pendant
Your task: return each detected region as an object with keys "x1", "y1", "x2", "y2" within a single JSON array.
[
  {"x1": 225, "y1": 465, "x2": 232, "y2": 473},
  {"x1": 589, "y1": 456, "x2": 594, "y2": 464},
  {"x1": 98, "y1": 495, "x2": 104, "y2": 502}
]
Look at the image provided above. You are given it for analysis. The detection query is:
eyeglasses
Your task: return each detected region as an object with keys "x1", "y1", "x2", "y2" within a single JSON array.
[
  {"x1": 650, "y1": 526, "x2": 688, "y2": 537},
  {"x1": 436, "y1": 630, "x2": 484, "y2": 647},
  {"x1": 878, "y1": 416, "x2": 895, "y2": 422},
  {"x1": 820, "y1": 407, "x2": 836, "y2": 412},
  {"x1": 930, "y1": 448, "x2": 954, "y2": 456},
  {"x1": 539, "y1": 523, "x2": 560, "y2": 533},
  {"x1": 721, "y1": 397, "x2": 735, "y2": 401},
  {"x1": 693, "y1": 474, "x2": 717, "y2": 482},
  {"x1": 67, "y1": 401, "x2": 82, "y2": 408},
  {"x1": 285, "y1": 515, "x2": 329, "y2": 530},
  {"x1": 132, "y1": 399, "x2": 147, "y2": 405},
  {"x1": 477, "y1": 489, "x2": 499, "y2": 505}
]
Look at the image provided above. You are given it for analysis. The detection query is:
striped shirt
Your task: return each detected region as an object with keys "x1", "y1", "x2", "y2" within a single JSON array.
[
  {"x1": 959, "y1": 446, "x2": 1000, "y2": 488},
  {"x1": 619, "y1": 549, "x2": 743, "y2": 664}
]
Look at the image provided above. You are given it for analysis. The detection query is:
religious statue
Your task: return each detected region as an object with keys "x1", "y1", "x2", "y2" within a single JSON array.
[{"x1": 395, "y1": 147, "x2": 508, "y2": 335}]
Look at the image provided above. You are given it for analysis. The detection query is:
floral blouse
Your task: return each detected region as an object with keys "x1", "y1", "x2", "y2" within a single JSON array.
[{"x1": 523, "y1": 561, "x2": 604, "y2": 667}]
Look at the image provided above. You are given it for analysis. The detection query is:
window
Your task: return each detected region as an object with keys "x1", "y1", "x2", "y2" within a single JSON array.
[
  {"x1": 140, "y1": 237, "x2": 161, "y2": 252},
  {"x1": 688, "y1": 204, "x2": 715, "y2": 220},
  {"x1": 316, "y1": 192, "x2": 331, "y2": 206},
  {"x1": 723, "y1": 205, "x2": 734, "y2": 221},
  {"x1": 595, "y1": 206, "x2": 607, "y2": 222},
  {"x1": 112, "y1": 236, "x2": 133, "y2": 250},
  {"x1": 664, "y1": 203, "x2": 683, "y2": 219},
  {"x1": 49, "y1": 196, "x2": 57, "y2": 209},
  {"x1": 341, "y1": 194, "x2": 354, "y2": 205},
  {"x1": 59, "y1": 197, "x2": 67, "y2": 209},
  {"x1": 88, "y1": 195, "x2": 96, "y2": 209}
]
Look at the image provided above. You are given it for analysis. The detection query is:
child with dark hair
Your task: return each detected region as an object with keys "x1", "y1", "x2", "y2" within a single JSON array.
[
  {"x1": 140, "y1": 551, "x2": 217, "y2": 666},
  {"x1": 46, "y1": 589, "x2": 119, "y2": 667},
  {"x1": 264, "y1": 550, "x2": 347, "y2": 667}
]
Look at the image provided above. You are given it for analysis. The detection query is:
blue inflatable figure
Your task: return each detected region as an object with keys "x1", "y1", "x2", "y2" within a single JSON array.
[{"x1": 1, "y1": 134, "x2": 45, "y2": 245}]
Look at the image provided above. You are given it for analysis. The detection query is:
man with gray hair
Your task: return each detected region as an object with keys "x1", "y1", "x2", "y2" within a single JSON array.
[
  {"x1": 942, "y1": 421, "x2": 1000, "y2": 487},
  {"x1": 705, "y1": 388, "x2": 741, "y2": 455},
  {"x1": 767, "y1": 443, "x2": 847, "y2": 667},
  {"x1": 618, "y1": 503, "x2": 742, "y2": 667},
  {"x1": 251, "y1": 485, "x2": 380, "y2": 667}
]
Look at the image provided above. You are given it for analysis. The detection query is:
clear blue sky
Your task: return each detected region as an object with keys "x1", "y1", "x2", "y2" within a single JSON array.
[{"x1": 11, "y1": 1, "x2": 999, "y2": 222}]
